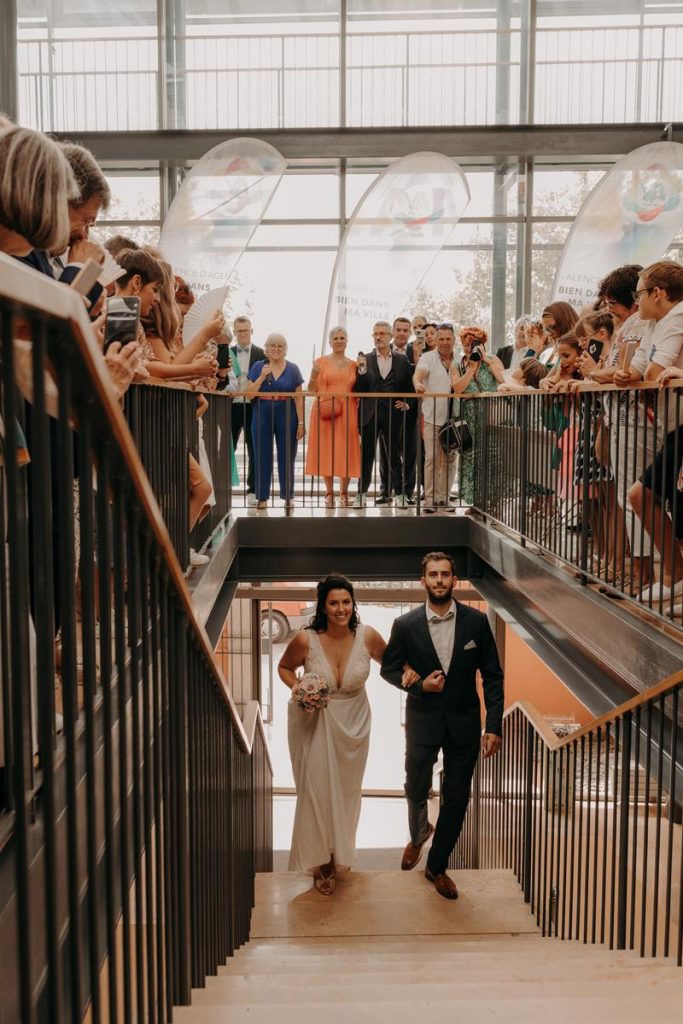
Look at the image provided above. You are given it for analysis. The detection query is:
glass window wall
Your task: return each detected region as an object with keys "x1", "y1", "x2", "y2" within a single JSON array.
[
  {"x1": 82, "y1": 158, "x2": 647, "y2": 366},
  {"x1": 15, "y1": 1, "x2": 683, "y2": 131}
]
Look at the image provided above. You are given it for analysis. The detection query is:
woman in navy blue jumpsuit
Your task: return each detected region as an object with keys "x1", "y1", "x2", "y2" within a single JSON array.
[{"x1": 247, "y1": 333, "x2": 305, "y2": 508}]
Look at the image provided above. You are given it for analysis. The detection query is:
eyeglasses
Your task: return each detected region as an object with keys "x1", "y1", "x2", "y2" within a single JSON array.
[{"x1": 632, "y1": 287, "x2": 653, "y2": 303}]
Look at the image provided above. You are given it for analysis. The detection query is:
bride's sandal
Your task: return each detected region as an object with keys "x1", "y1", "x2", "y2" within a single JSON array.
[{"x1": 314, "y1": 862, "x2": 336, "y2": 896}]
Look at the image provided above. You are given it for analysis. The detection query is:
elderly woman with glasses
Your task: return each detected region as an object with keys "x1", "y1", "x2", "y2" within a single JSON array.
[
  {"x1": 246, "y1": 333, "x2": 305, "y2": 509},
  {"x1": 450, "y1": 326, "x2": 505, "y2": 506}
]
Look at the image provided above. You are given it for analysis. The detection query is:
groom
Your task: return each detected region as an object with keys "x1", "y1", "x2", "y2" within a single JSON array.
[{"x1": 381, "y1": 551, "x2": 504, "y2": 899}]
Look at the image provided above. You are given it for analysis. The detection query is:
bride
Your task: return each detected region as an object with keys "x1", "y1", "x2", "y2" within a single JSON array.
[{"x1": 278, "y1": 574, "x2": 390, "y2": 895}]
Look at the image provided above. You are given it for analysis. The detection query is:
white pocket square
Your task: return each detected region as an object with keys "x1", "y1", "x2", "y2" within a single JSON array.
[{"x1": 463, "y1": 639, "x2": 477, "y2": 651}]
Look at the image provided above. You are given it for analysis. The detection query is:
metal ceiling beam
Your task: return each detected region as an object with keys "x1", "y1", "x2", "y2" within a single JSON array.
[{"x1": 54, "y1": 123, "x2": 681, "y2": 165}]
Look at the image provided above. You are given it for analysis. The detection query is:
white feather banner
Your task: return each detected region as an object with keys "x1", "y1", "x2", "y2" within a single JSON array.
[
  {"x1": 552, "y1": 141, "x2": 683, "y2": 312},
  {"x1": 160, "y1": 138, "x2": 287, "y2": 342},
  {"x1": 323, "y1": 152, "x2": 470, "y2": 349}
]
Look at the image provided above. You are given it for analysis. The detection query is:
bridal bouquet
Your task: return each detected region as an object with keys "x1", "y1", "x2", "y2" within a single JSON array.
[{"x1": 292, "y1": 673, "x2": 330, "y2": 713}]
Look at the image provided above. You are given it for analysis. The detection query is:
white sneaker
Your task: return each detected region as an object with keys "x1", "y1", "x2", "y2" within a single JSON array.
[
  {"x1": 353, "y1": 493, "x2": 367, "y2": 508},
  {"x1": 246, "y1": 492, "x2": 258, "y2": 507},
  {"x1": 189, "y1": 548, "x2": 210, "y2": 567},
  {"x1": 638, "y1": 579, "x2": 683, "y2": 604}
]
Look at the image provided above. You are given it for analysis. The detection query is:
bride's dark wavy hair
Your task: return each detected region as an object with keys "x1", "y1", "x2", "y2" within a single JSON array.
[{"x1": 307, "y1": 574, "x2": 359, "y2": 634}]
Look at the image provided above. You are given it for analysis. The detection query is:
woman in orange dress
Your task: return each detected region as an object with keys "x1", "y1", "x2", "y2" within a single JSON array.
[{"x1": 305, "y1": 327, "x2": 361, "y2": 507}]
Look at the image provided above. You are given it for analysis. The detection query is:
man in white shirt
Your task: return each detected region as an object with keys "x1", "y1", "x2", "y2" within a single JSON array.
[
  {"x1": 617, "y1": 261, "x2": 683, "y2": 604},
  {"x1": 414, "y1": 323, "x2": 458, "y2": 512},
  {"x1": 230, "y1": 316, "x2": 265, "y2": 503}
]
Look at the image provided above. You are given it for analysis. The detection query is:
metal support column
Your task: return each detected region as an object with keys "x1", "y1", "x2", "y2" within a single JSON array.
[
  {"x1": 516, "y1": 0, "x2": 537, "y2": 316},
  {"x1": 0, "y1": 0, "x2": 17, "y2": 121},
  {"x1": 491, "y1": 0, "x2": 512, "y2": 345}
]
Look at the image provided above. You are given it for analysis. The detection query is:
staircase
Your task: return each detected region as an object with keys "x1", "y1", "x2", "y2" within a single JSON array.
[{"x1": 173, "y1": 869, "x2": 683, "y2": 1022}]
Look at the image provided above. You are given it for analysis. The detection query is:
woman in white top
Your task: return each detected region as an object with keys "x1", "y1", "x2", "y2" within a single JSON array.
[{"x1": 413, "y1": 322, "x2": 458, "y2": 512}]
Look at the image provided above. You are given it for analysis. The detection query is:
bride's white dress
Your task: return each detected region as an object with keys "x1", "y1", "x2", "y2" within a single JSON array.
[{"x1": 288, "y1": 625, "x2": 372, "y2": 872}]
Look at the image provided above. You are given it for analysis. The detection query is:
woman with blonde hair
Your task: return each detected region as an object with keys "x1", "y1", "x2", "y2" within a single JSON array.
[
  {"x1": 0, "y1": 125, "x2": 76, "y2": 257},
  {"x1": 247, "y1": 333, "x2": 305, "y2": 509},
  {"x1": 305, "y1": 326, "x2": 360, "y2": 507}
]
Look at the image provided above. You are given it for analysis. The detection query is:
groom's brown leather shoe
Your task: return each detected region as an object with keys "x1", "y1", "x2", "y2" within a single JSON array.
[
  {"x1": 425, "y1": 866, "x2": 459, "y2": 900},
  {"x1": 400, "y1": 824, "x2": 434, "y2": 871}
]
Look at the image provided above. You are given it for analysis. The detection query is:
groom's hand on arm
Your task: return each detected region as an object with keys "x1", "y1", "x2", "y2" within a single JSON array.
[{"x1": 422, "y1": 669, "x2": 445, "y2": 694}]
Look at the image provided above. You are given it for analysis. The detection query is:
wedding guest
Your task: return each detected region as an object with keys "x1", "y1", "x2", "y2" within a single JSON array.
[
  {"x1": 411, "y1": 314, "x2": 427, "y2": 337},
  {"x1": 230, "y1": 316, "x2": 265, "y2": 506},
  {"x1": 352, "y1": 320, "x2": 416, "y2": 508},
  {"x1": 423, "y1": 322, "x2": 438, "y2": 351},
  {"x1": 104, "y1": 233, "x2": 139, "y2": 256},
  {"x1": 16, "y1": 139, "x2": 108, "y2": 309},
  {"x1": 246, "y1": 333, "x2": 304, "y2": 510},
  {"x1": 620, "y1": 262, "x2": 683, "y2": 604},
  {"x1": 580, "y1": 269, "x2": 654, "y2": 590},
  {"x1": 414, "y1": 323, "x2": 458, "y2": 513},
  {"x1": 451, "y1": 326, "x2": 505, "y2": 506},
  {"x1": 407, "y1": 314, "x2": 427, "y2": 365},
  {"x1": 138, "y1": 257, "x2": 221, "y2": 383},
  {"x1": 305, "y1": 326, "x2": 360, "y2": 507},
  {"x1": 540, "y1": 301, "x2": 579, "y2": 363},
  {"x1": 498, "y1": 356, "x2": 549, "y2": 392},
  {"x1": 392, "y1": 316, "x2": 411, "y2": 356},
  {"x1": 596, "y1": 264, "x2": 643, "y2": 329},
  {"x1": 497, "y1": 314, "x2": 533, "y2": 371}
]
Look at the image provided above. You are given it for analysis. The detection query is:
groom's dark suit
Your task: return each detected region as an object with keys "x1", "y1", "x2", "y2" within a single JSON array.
[{"x1": 381, "y1": 601, "x2": 504, "y2": 875}]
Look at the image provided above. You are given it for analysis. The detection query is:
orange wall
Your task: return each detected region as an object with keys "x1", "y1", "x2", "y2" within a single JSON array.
[{"x1": 502, "y1": 625, "x2": 592, "y2": 726}]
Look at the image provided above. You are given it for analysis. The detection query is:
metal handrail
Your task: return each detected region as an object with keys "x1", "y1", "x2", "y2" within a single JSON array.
[
  {"x1": 453, "y1": 671, "x2": 683, "y2": 962},
  {"x1": 0, "y1": 255, "x2": 272, "y2": 1022}
]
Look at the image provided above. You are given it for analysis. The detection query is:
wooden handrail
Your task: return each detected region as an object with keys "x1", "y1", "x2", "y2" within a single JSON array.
[
  {"x1": 0, "y1": 249, "x2": 262, "y2": 757},
  {"x1": 505, "y1": 666, "x2": 683, "y2": 751}
]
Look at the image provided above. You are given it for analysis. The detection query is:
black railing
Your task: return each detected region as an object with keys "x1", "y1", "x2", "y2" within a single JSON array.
[
  {"x1": 473, "y1": 384, "x2": 683, "y2": 626},
  {"x1": 123, "y1": 381, "x2": 682, "y2": 634},
  {"x1": 453, "y1": 670, "x2": 683, "y2": 962},
  {"x1": 124, "y1": 382, "x2": 233, "y2": 566},
  {"x1": 0, "y1": 261, "x2": 272, "y2": 1023}
]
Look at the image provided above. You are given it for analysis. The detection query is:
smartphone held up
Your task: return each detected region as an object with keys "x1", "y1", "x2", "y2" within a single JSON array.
[{"x1": 104, "y1": 296, "x2": 141, "y2": 351}]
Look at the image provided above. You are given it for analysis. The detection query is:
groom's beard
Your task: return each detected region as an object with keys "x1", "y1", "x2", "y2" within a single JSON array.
[{"x1": 425, "y1": 585, "x2": 453, "y2": 606}]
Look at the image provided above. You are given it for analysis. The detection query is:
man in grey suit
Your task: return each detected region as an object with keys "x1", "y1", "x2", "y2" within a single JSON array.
[{"x1": 381, "y1": 551, "x2": 504, "y2": 899}]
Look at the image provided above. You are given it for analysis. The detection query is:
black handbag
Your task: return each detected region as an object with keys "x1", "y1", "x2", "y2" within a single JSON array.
[
  {"x1": 438, "y1": 415, "x2": 472, "y2": 455},
  {"x1": 438, "y1": 385, "x2": 473, "y2": 455}
]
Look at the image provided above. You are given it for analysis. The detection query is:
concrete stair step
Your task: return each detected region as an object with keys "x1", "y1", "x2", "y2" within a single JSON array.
[
  {"x1": 215, "y1": 953, "x2": 674, "y2": 978},
  {"x1": 172, "y1": 867, "x2": 683, "y2": 1024},
  {"x1": 173, "y1": 987, "x2": 683, "y2": 1024}
]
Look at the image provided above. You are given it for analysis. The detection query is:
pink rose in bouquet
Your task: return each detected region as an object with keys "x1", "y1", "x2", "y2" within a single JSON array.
[{"x1": 291, "y1": 672, "x2": 330, "y2": 713}]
